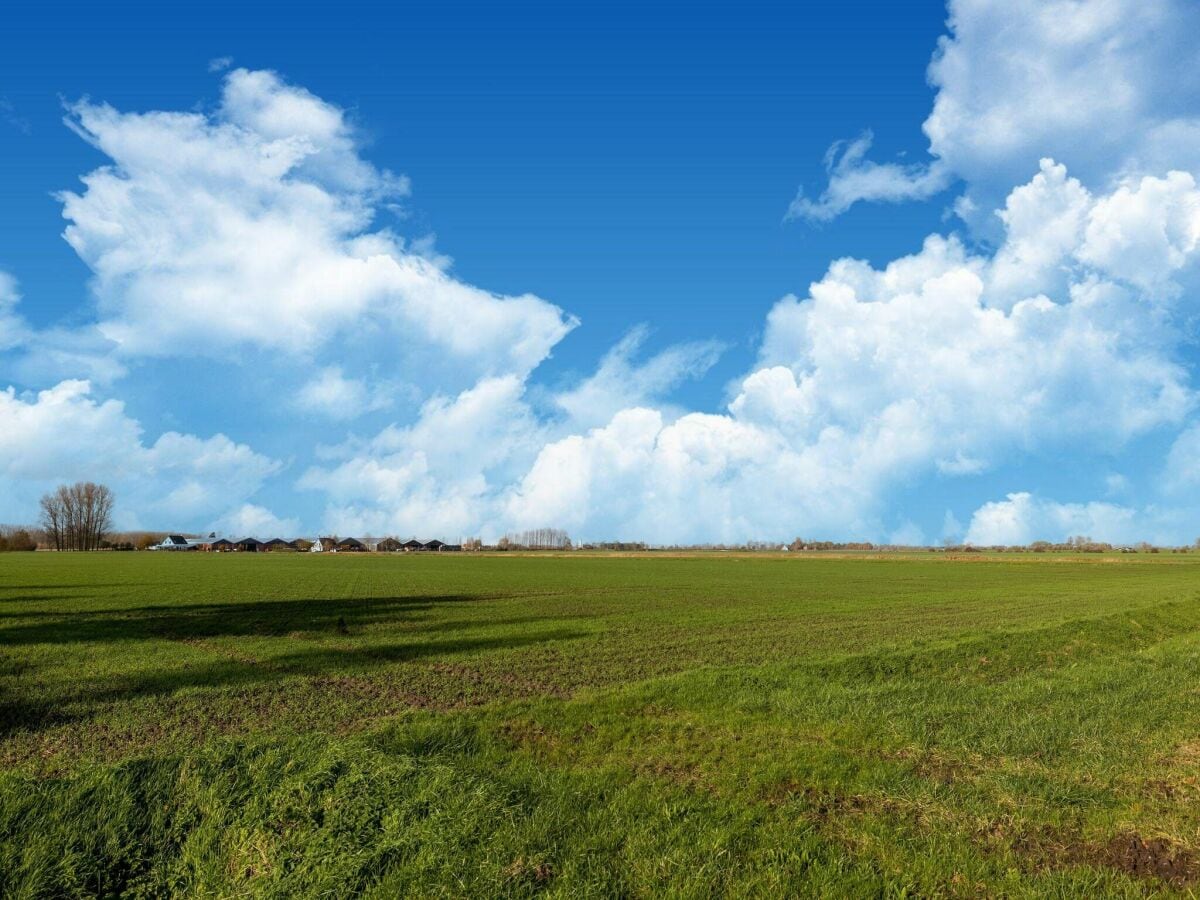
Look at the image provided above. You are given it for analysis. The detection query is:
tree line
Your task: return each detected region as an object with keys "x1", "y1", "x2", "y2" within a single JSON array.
[
  {"x1": 496, "y1": 528, "x2": 573, "y2": 550},
  {"x1": 39, "y1": 482, "x2": 115, "y2": 551},
  {"x1": 0, "y1": 526, "x2": 37, "y2": 552}
]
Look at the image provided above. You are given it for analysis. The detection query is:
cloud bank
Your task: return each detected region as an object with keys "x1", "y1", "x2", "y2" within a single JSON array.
[{"x1": 3, "y1": 0, "x2": 1200, "y2": 544}]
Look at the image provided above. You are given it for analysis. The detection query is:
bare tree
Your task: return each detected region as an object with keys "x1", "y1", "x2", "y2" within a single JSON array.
[
  {"x1": 39, "y1": 482, "x2": 115, "y2": 551},
  {"x1": 39, "y1": 493, "x2": 64, "y2": 551}
]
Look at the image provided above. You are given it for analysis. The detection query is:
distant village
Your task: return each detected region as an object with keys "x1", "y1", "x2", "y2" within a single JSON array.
[{"x1": 153, "y1": 535, "x2": 463, "y2": 553}]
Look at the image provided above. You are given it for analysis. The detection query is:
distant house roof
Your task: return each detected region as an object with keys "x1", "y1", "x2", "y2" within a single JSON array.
[
  {"x1": 337, "y1": 537, "x2": 365, "y2": 549},
  {"x1": 423, "y1": 539, "x2": 445, "y2": 549},
  {"x1": 210, "y1": 538, "x2": 233, "y2": 547},
  {"x1": 164, "y1": 535, "x2": 189, "y2": 545},
  {"x1": 263, "y1": 538, "x2": 290, "y2": 547},
  {"x1": 236, "y1": 537, "x2": 262, "y2": 546}
]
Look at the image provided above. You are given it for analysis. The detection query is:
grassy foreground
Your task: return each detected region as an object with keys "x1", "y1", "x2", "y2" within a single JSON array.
[{"x1": 3, "y1": 552, "x2": 1200, "y2": 897}]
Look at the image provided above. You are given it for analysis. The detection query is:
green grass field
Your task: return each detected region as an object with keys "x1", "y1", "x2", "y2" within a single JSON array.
[{"x1": 3, "y1": 551, "x2": 1200, "y2": 897}]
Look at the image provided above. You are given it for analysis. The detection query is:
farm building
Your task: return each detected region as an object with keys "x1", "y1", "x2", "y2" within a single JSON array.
[
  {"x1": 151, "y1": 533, "x2": 461, "y2": 553},
  {"x1": 156, "y1": 535, "x2": 221, "y2": 551},
  {"x1": 418, "y1": 539, "x2": 462, "y2": 552},
  {"x1": 391, "y1": 538, "x2": 463, "y2": 551}
]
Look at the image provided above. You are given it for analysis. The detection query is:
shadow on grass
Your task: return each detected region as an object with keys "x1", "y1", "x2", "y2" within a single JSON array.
[
  {"x1": 1, "y1": 626, "x2": 588, "y2": 738},
  {"x1": 0, "y1": 591, "x2": 591, "y2": 739},
  {"x1": 0, "y1": 700, "x2": 82, "y2": 738},
  {"x1": 0, "y1": 594, "x2": 485, "y2": 644}
]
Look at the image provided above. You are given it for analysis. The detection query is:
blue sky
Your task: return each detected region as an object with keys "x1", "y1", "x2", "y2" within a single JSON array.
[
  {"x1": 2, "y1": 0, "x2": 947, "y2": 382},
  {"x1": 3, "y1": 0, "x2": 1200, "y2": 544}
]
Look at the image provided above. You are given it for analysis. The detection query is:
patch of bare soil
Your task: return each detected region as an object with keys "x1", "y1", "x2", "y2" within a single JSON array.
[
  {"x1": 1097, "y1": 834, "x2": 1198, "y2": 885},
  {"x1": 1006, "y1": 825, "x2": 1198, "y2": 886}
]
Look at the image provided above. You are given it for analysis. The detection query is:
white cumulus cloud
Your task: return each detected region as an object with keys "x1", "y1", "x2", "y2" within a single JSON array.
[
  {"x1": 792, "y1": 0, "x2": 1200, "y2": 224},
  {"x1": 506, "y1": 160, "x2": 1197, "y2": 542},
  {"x1": 0, "y1": 380, "x2": 280, "y2": 529},
  {"x1": 213, "y1": 503, "x2": 300, "y2": 538},
  {"x1": 58, "y1": 68, "x2": 576, "y2": 384},
  {"x1": 300, "y1": 375, "x2": 543, "y2": 538},
  {"x1": 964, "y1": 492, "x2": 1141, "y2": 546}
]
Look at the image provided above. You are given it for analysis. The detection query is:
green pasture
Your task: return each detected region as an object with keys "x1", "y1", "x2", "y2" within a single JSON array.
[{"x1": 3, "y1": 551, "x2": 1200, "y2": 897}]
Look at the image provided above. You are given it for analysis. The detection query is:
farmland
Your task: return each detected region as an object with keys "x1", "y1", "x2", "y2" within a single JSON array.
[{"x1": 3, "y1": 552, "x2": 1200, "y2": 896}]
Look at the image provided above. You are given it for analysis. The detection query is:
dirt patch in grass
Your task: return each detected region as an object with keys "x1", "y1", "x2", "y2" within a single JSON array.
[
  {"x1": 1173, "y1": 739, "x2": 1200, "y2": 767},
  {"x1": 1098, "y1": 834, "x2": 1198, "y2": 884},
  {"x1": 428, "y1": 662, "x2": 573, "y2": 701},
  {"x1": 1007, "y1": 825, "x2": 1199, "y2": 886},
  {"x1": 632, "y1": 759, "x2": 709, "y2": 789},
  {"x1": 504, "y1": 857, "x2": 556, "y2": 886},
  {"x1": 760, "y1": 782, "x2": 903, "y2": 819}
]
